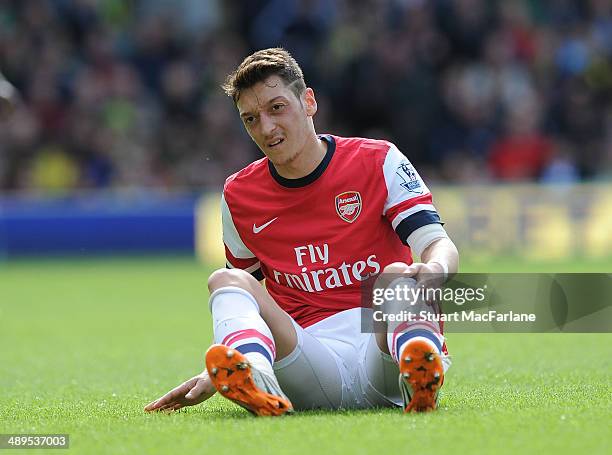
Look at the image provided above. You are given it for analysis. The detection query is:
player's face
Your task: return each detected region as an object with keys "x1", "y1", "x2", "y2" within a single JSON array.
[{"x1": 236, "y1": 75, "x2": 316, "y2": 167}]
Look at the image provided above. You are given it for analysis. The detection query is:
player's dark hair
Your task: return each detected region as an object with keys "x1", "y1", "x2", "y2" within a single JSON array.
[{"x1": 222, "y1": 48, "x2": 306, "y2": 103}]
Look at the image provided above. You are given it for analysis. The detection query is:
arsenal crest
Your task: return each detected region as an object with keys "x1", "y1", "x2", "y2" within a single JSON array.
[{"x1": 335, "y1": 191, "x2": 362, "y2": 223}]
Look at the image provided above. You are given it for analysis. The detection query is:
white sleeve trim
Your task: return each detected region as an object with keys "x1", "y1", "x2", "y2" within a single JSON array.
[
  {"x1": 407, "y1": 223, "x2": 449, "y2": 257},
  {"x1": 382, "y1": 143, "x2": 431, "y2": 215},
  {"x1": 221, "y1": 193, "x2": 256, "y2": 259},
  {"x1": 227, "y1": 260, "x2": 261, "y2": 274}
]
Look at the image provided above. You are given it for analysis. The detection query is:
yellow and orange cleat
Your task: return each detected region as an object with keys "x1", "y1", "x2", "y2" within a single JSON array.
[
  {"x1": 398, "y1": 339, "x2": 444, "y2": 412},
  {"x1": 205, "y1": 344, "x2": 294, "y2": 416}
]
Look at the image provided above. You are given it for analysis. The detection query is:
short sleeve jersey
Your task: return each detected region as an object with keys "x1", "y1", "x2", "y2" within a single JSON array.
[{"x1": 222, "y1": 135, "x2": 442, "y2": 328}]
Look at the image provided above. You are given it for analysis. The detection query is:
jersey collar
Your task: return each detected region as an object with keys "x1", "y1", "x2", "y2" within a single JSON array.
[{"x1": 268, "y1": 135, "x2": 336, "y2": 188}]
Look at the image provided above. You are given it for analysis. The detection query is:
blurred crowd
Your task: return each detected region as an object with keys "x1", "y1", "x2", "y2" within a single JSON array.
[{"x1": 0, "y1": 0, "x2": 611, "y2": 192}]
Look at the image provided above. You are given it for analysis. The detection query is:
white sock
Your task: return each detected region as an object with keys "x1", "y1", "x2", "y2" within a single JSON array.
[
  {"x1": 381, "y1": 277, "x2": 444, "y2": 363},
  {"x1": 209, "y1": 286, "x2": 275, "y2": 375}
]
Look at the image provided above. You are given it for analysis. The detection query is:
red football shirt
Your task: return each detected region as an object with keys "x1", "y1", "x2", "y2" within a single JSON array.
[{"x1": 222, "y1": 135, "x2": 441, "y2": 328}]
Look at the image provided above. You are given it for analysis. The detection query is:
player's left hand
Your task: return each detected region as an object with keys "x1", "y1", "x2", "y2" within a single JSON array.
[{"x1": 144, "y1": 371, "x2": 216, "y2": 413}]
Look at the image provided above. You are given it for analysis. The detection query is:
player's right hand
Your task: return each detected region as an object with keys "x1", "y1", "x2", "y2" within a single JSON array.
[{"x1": 144, "y1": 372, "x2": 216, "y2": 412}]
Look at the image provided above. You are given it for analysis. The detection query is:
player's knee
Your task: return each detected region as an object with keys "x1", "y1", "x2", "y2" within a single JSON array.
[
  {"x1": 382, "y1": 262, "x2": 411, "y2": 274},
  {"x1": 207, "y1": 268, "x2": 258, "y2": 293}
]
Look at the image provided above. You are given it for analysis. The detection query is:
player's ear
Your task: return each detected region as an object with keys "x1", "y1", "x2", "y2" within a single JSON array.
[{"x1": 302, "y1": 88, "x2": 317, "y2": 117}]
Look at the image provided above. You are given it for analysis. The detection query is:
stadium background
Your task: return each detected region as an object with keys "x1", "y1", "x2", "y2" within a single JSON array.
[
  {"x1": 0, "y1": 1, "x2": 610, "y2": 454},
  {"x1": 1, "y1": 0, "x2": 611, "y2": 260}
]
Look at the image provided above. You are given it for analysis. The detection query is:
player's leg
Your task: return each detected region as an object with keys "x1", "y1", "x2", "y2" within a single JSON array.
[
  {"x1": 205, "y1": 268, "x2": 298, "y2": 415},
  {"x1": 273, "y1": 318, "x2": 344, "y2": 410},
  {"x1": 360, "y1": 332, "x2": 402, "y2": 408},
  {"x1": 207, "y1": 268, "x2": 297, "y2": 358},
  {"x1": 368, "y1": 262, "x2": 449, "y2": 412}
]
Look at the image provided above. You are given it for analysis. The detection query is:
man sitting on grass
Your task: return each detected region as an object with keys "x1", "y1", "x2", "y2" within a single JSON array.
[{"x1": 145, "y1": 48, "x2": 458, "y2": 415}]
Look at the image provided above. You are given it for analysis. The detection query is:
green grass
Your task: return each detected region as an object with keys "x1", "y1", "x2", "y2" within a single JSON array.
[{"x1": 0, "y1": 257, "x2": 610, "y2": 454}]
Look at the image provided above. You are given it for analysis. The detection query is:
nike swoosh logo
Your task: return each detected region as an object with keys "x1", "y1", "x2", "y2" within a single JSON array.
[{"x1": 253, "y1": 217, "x2": 278, "y2": 234}]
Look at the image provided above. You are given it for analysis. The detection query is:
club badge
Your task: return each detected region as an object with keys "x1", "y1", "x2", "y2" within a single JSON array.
[{"x1": 335, "y1": 191, "x2": 362, "y2": 223}]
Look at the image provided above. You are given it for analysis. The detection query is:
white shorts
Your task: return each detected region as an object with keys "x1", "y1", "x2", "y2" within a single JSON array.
[{"x1": 273, "y1": 308, "x2": 404, "y2": 410}]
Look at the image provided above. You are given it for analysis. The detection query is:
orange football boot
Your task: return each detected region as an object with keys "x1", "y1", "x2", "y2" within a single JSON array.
[
  {"x1": 398, "y1": 339, "x2": 444, "y2": 412},
  {"x1": 205, "y1": 344, "x2": 294, "y2": 416}
]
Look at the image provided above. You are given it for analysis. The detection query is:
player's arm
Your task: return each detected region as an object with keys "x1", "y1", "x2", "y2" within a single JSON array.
[
  {"x1": 421, "y1": 236, "x2": 458, "y2": 276},
  {"x1": 144, "y1": 370, "x2": 216, "y2": 412},
  {"x1": 221, "y1": 192, "x2": 264, "y2": 280},
  {"x1": 404, "y1": 230, "x2": 459, "y2": 285},
  {"x1": 381, "y1": 143, "x2": 459, "y2": 284}
]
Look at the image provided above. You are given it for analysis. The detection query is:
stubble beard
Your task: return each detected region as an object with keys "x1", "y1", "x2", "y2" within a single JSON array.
[
  {"x1": 271, "y1": 147, "x2": 301, "y2": 167},
  {"x1": 268, "y1": 132, "x2": 307, "y2": 168}
]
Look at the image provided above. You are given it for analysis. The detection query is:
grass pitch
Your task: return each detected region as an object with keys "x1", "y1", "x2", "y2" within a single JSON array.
[{"x1": 0, "y1": 257, "x2": 610, "y2": 454}]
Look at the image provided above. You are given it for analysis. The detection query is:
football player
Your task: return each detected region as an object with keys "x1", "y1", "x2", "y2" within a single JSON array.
[{"x1": 145, "y1": 48, "x2": 458, "y2": 415}]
